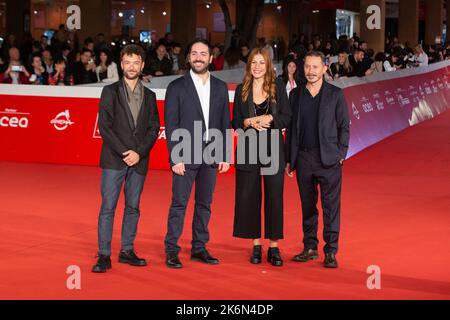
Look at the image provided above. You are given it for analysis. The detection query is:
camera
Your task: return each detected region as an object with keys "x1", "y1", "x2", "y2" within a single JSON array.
[{"x1": 11, "y1": 65, "x2": 22, "y2": 72}]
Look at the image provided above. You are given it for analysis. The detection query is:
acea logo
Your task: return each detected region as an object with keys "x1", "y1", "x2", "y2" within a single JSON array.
[
  {"x1": 51, "y1": 110, "x2": 75, "y2": 131},
  {"x1": 0, "y1": 108, "x2": 30, "y2": 128}
]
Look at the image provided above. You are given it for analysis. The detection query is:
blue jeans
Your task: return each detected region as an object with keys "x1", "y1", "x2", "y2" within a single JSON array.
[{"x1": 97, "y1": 167, "x2": 145, "y2": 256}]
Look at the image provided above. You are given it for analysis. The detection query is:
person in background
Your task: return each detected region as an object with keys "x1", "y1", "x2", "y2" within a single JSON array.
[
  {"x1": 223, "y1": 46, "x2": 246, "y2": 70},
  {"x1": 329, "y1": 52, "x2": 352, "y2": 79},
  {"x1": 280, "y1": 56, "x2": 298, "y2": 96},
  {"x1": 145, "y1": 43, "x2": 173, "y2": 77},
  {"x1": 42, "y1": 48, "x2": 54, "y2": 75},
  {"x1": 350, "y1": 48, "x2": 371, "y2": 77},
  {"x1": 0, "y1": 47, "x2": 30, "y2": 84},
  {"x1": 258, "y1": 38, "x2": 274, "y2": 60},
  {"x1": 383, "y1": 52, "x2": 400, "y2": 72},
  {"x1": 83, "y1": 37, "x2": 95, "y2": 52},
  {"x1": 48, "y1": 57, "x2": 74, "y2": 86},
  {"x1": 414, "y1": 45, "x2": 429, "y2": 67},
  {"x1": 240, "y1": 44, "x2": 251, "y2": 64},
  {"x1": 211, "y1": 44, "x2": 224, "y2": 71},
  {"x1": 71, "y1": 48, "x2": 97, "y2": 85},
  {"x1": 322, "y1": 41, "x2": 333, "y2": 57},
  {"x1": 39, "y1": 35, "x2": 48, "y2": 51},
  {"x1": 170, "y1": 42, "x2": 186, "y2": 75},
  {"x1": 54, "y1": 24, "x2": 69, "y2": 48},
  {"x1": 28, "y1": 53, "x2": 48, "y2": 85},
  {"x1": 96, "y1": 49, "x2": 119, "y2": 83}
]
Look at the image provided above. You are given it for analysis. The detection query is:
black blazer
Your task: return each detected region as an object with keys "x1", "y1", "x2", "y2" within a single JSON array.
[
  {"x1": 286, "y1": 81, "x2": 350, "y2": 170},
  {"x1": 98, "y1": 80, "x2": 160, "y2": 175},
  {"x1": 164, "y1": 72, "x2": 231, "y2": 168},
  {"x1": 232, "y1": 78, "x2": 292, "y2": 171}
]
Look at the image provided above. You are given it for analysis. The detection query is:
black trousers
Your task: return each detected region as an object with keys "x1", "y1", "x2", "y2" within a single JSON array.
[
  {"x1": 233, "y1": 165, "x2": 284, "y2": 240},
  {"x1": 164, "y1": 164, "x2": 217, "y2": 255},
  {"x1": 295, "y1": 148, "x2": 342, "y2": 254}
]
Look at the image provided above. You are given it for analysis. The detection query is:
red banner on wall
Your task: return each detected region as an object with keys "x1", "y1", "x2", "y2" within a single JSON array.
[{"x1": 1, "y1": 62, "x2": 450, "y2": 169}]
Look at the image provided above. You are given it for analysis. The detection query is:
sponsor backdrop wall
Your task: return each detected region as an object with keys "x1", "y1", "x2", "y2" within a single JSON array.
[{"x1": 1, "y1": 61, "x2": 450, "y2": 170}]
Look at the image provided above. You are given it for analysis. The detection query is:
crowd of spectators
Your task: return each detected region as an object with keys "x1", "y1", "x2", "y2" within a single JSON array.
[{"x1": 0, "y1": 25, "x2": 447, "y2": 88}]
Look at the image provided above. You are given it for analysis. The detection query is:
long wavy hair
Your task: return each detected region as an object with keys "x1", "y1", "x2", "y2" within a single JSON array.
[{"x1": 242, "y1": 48, "x2": 277, "y2": 103}]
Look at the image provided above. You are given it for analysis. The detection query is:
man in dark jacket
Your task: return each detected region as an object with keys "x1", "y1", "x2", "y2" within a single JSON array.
[
  {"x1": 286, "y1": 51, "x2": 350, "y2": 268},
  {"x1": 92, "y1": 44, "x2": 160, "y2": 273}
]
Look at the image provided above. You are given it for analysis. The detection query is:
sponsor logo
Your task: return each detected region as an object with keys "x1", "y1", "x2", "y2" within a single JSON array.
[
  {"x1": 352, "y1": 103, "x2": 360, "y2": 120},
  {"x1": 158, "y1": 127, "x2": 166, "y2": 140},
  {"x1": 92, "y1": 113, "x2": 101, "y2": 138},
  {"x1": 361, "y1": 97, "x2": 373, "y2": 113},
  {"x1": 396, "y1": 94, "x2": 410, "y2": 106},
  {"x1": 0, "y1": 108, "x2": 30, "y2": 128},
  {"x1": 375, "y1": 100, "x2": 384, "y2": 111},
  {"x1": 92, "y1": 113, "x2": 167, "y2": 140},
  {"x1": 51, "y1": 110, "x2": 74, "y2": 131}
]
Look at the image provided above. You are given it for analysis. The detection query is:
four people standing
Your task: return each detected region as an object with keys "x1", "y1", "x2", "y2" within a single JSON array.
[{"x1": 92, "y1": 41, "x2": 349, "y2": 271}]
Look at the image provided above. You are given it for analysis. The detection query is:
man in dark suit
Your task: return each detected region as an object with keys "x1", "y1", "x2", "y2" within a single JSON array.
[
  {"x1": 92, "y1": 44, "x2": 160, "y2": 273},
  {"x1": 286, "y1": 51, "x2": 350, "y2": 268},
  {"x1": 164, "y1": 39, "x2": 231, "y2": 268}
]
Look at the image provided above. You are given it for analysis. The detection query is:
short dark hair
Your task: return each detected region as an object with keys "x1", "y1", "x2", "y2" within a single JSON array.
[
  {"x1": 54, "y1": 56, "x2": 66, "y2": 65},
  {"x1": 304, "y1": 51, "x2": 326, "y2": 64},
  {"x1": 120, "y1": 44, "x2": 146, "y2": 61},
  {"x1": 84, "y1": 37, "x2": 94, "y2": 45},
  {"x1": 188, "y1": 38, "x2": 212, "y2": 55},
  {"x1": 81, "y1": 48, "x2": 93, "y2": 56}
]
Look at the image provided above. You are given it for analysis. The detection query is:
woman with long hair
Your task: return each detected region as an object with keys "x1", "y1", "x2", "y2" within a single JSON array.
[
  {"x1": 280, "y1": 56, "x2": 298, "y2": 96},
  {"x1": 96, "y1": 49, "x2": 119, "y2": 83},
  {"x1": 329, "y1": 52, "x2": 352, "y2": 79},
  {"x1": 232, "y1": 48, "x2": 292, "y2": 267}
]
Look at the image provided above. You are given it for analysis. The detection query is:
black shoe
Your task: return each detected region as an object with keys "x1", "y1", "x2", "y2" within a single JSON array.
[
  {"x1": 292, "y1": 248, "x2": 319, "y2": 262},
  {"x1": 91, "y1": 255, "x2": 112, "y2": 273},
  {"x1": 250, "y1": 245, "x2": 262, "y2": 264},
  {"x1": 324, "y1": 253, "x2": 338, "y2": 268},
  {"x1": 267, "y1": 247, "x2": 283, "y2": 267},
  {"x1": 190, "y1": 249, "x2": 219, "y2": 265},
  {"x1": 118, "y1": 250, "x2": 147, "y2": 267},
  {"x1": 166, "y1": 254, "x2": 183, "y2": 269}
]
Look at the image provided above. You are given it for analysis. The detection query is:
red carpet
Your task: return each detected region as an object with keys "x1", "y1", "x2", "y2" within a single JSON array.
[{"x1": 1, "y1": 110, "x2": 450, "y2": 300}]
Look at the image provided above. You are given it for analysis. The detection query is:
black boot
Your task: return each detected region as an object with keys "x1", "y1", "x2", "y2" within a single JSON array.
[
  {"x1": 91, "y1": 255, "x2": 112, "y2": 273},
  {"x1": 250, "y1": 245, "x2": 262, "y2": 264},
  {"x1": 118, "y1": 250, "x2": 147, "y2": 267},
  {"x1": 268, "y1": 247, "x2": 283, "y2": 267}
]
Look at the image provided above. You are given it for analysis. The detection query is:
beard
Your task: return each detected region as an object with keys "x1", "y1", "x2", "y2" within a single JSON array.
[
  {"x1": 306, "y1": 74, "x2": 322, "y2": 83},
  {"x1": 124, "y1": 70, "x2": 140, "y2": 80},
  {"x1": 190, "y1": 61, "x2": 209, "y2": 74}
]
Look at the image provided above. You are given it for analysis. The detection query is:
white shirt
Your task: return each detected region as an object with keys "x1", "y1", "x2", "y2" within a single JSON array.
[
  {"x1": 190, "y1": 69, "x2": 211, "y2": 141},
  {"x1": 416, "y1": 53, "x2": 429, "y2": 67},
  {"x1": 383, "y1": 60, "x2": 396, "y2": 72},
  {"x1": 286, "y1": 79, "x2": 297, "y2": 96}
]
